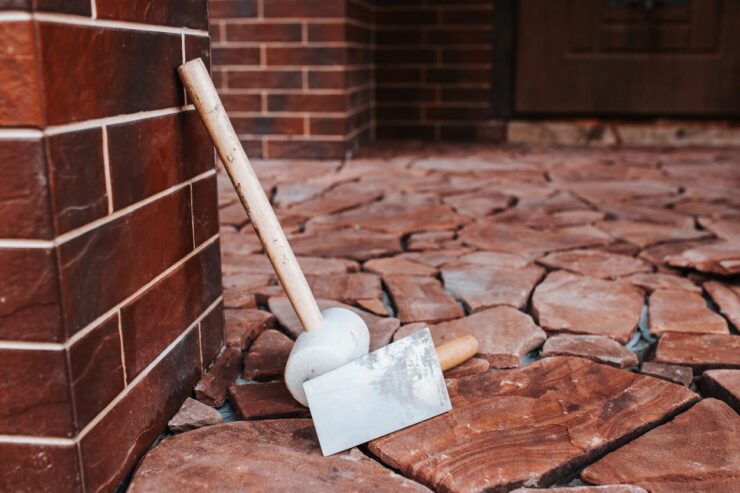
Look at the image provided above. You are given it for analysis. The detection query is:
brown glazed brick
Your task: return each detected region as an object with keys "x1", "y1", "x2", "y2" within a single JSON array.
[
  {"x1": 0, "y1": 139, "x2": 53, "y2": 239},
  {"x1": 377, "y1": 87, "x2": 436, "y2": 103},
  {"x1": 46, "y1": 129, "x2": 108, "y2": 234},
  {"x1": 58, "y1": 188, "x2": 193, "y2": 335},
  {"x1": 375, "y1": 47, "x2": 437, "y2": 64},
  {"x1": 120, "y1": 241, "x2": 221, "y2": 380},
  {"x1": 68, "y1": 314, "x2": 124, "y2": 430},
  {"x1": 441, "y1": 8, "x2": 493, "y2": 24},
  {"x1": 0, "y1": 348, "x2": 73, "y2": 437},
  {"x1": 38, "y1": 23, "x2": 183, "y2": 125},
  {"x1": 220, "y1": 93, "x2": 262, "y2": 112},
  {"x1": 192, "y1": 175, "x2": 220, "y2": 246},
  {"x1": 376, "y1": 68, "x2": 422, "y2": 84},
  {"x1": 346, "y1": 24, "x2": 371, "y2": 44},
  {"x1": 211, "y1": 46, "x2": 261, "y2": 66},
  {"x1": 0, "y1": 248, "x2": 63, "y2": 342},
  {"x1": 240, "y1": 138, "x2": 264, "y2": 158},
  {"x1": 107, "y1": 111, "x2": 213, "y2": 209},
  {"x1": 441, "y1": 87, "x2": 490, "y2": 103},
  {"x1": 200, "y1": 302, "x2": 225, "y2": 369},
  {"x1": 310, "y1": 116, "x2": 348, "y2": 136},
  {"x1": 266, "y1": 139, "x2": 346, "y2": 159},
  {"x1": 80, "y1": 329, "x2": 201, "y2": 493},
  {"x1": 232, "y1": 116, "x2": 305, "y2": 136},
  {"x1": 0, "y1": 21, "x2": 43, "y2": 127},
  {"x1": 441, "y1": 48, "x2": 492, "y2": 64},
  {"x1": 376, "y1": 29, "x2": 423, "y2": 45},
  {"x1": 377, "y1": 9, "x2": 437, "y2": 25},
  {"x1": 226, "y1": 22, "x2": 302, "y2": 42},
  {"x1": 209, "y1": 23, "x2": 221, "y2": 43},
  {"x1": 209, "y1": 0, "x2": 257, "y2": 19},
  {"x1": 185, "y1": 35, "x2": 211, "y2": 72},
  {"x1": 426, "y1": 68, "x2": 490, "y2": 84},
  {"x1": 0, "y1": 442, "x2": 82, "y2": 493},
  {"x1": 376, "y1": 105, "x2": 422, "y2": 121},
  {"x1": 96, "y1": 0, "x2": 208, "y2": 30},
  {"x1": 376, "y1": 124, "x2": 436, "y2": 140},
  {"x1": 308, "y1": 70, "x2": 346, "y2": 89},
  {"x1": 425, "y1": 28, "x2": 491, "y2": 45},
  {"x1": 35, "y1": 0, "x2": 91, "y2": 15},
  {"x1": 0, "y1": 0, "x2": 30, "y2": 9},
  {"x1": 425, "y1": 105, "x2": 489, "y2": 120},
  {"x1": 227, "y1": 70, "x2": 302, "y2": 89},
  {"x1": 307, "y1": 22, "x2": 345, "y2": 42},
  {"x1": 263, "y1": 0, "x2": 344, "y2": 18},
  {"x1": 266, "y1": 47, "x2": 346, "y2": 66},
  {"x1": 268, "y1": 93, "x2": 346, "y2": 112}
]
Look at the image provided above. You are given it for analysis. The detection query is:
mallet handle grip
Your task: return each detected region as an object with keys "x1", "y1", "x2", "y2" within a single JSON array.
[
  {"x1": 178, "y1": 58, "x2": 323, "y2": 332},
  {"x1": 436, "y1": 335, "x2": 479, "y2": 371}
]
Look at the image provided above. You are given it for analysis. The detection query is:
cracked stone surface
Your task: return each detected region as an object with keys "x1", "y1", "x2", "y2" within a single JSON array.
[
  {"x1": 512, "y1": 487, "x2": 647, "y2": 493},
  {"x1": 581, "y1": 399, "x2": 739, "y2": 493},
  {"x1": 229, "y1": 381, "x2": 309, "y2": 420},
  {"x1": 653, "y1": 333, "x2": 740, "y2": 373},
  {"x1": 700, "y1": 370, "x2": 740, "y2": 412},
  {"x1": 640, "y1": 362, "x2": 693, "y2": 387},
  {"x1": 541, "y1": 334, "x2": 639, "y2": 368},
  {"x1": 384, "y1": 275, "x2": 464, "y2": 324},
  {"x1": 243, "y1": 329, "x2": 293, "y2": 381},
  {"x1": 537, "y1": 249, "x2": 652, "y2": 279},
  {"x1": 703, "y1": 281, "x2": 740, "y2": 329},
  {"x1": 648, "y1": 289, "x2": 729, "y2": 336},
  {"x1": 167, "y1": 398, "x2": 222, "y2": 434}
]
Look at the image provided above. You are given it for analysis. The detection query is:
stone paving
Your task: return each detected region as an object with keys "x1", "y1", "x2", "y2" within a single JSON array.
[{"x1": 129, "y1": 146, "x2": 739, "y2": 492}]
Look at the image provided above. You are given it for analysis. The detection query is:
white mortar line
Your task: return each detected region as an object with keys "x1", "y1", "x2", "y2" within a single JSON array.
[
  {"x1": 33, "y1": 12, "x2": 208, "y2": 36},
  {"x1": 0, "y1": 11, "x2": 32, "y2": 21},
  {"x1": 0, "y1": 129, "x2": 44, "y2": 139},
  {"x1": 0, "y1": 239, "x2": 55, "y2": 249},
  {"x1": 90, "y1": 0, "x2": 96, "y2": 18},
  {"x1": 44, "y1": 106, "x2": 193, "y2": 136},
  {"x1": 101, "y1": 126, "x2": 114, "y2": 214},
  {"x1": 117, "y1": 311, "x2": 128, "y2": 386},
  {"x1": 0, "y1": 340, "x2": 64, "y2": 350},
  {"x1": 0, "y1": 435, "x2": 76, "y2": 446}
]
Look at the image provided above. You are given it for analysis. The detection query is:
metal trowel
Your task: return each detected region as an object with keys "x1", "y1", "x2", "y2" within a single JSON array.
[{"x1": 304, "y1": 329, "x2": 478, "y2": 456}]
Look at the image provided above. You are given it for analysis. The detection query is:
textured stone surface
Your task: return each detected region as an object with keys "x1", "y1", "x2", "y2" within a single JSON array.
[
  {"x1": 229, "y1": 381, "x2": 308, "y2": 420},
  {"x1": 703, "y1": 281, "x2": 740, "y2": 329},
  {"x1": 441, "y1": 263, "x2": 544, "y2": 312},
  {"x1": 289, "y1": 228, "x2": 402, "y2": 261},
  {"x1": 581, "y1": 399, "x2": 739, "y2": 493},
  {"x1": 640, "y1": 362, "x2": 693, "y2": 387},
  {"x1": 537, "y1": 249, "x2": 652, "y2": 279},
  {"x1": 648, "y1": 289, "x2": 728, "y2": 336},
  {"x1": 512, "y1": 487, "x2": 647, "y2": 493},
  {"x1": 305, "y1": 272, "x2": 382, "y2": 304},
  {"x1": 194, "y1": 348, "x2": 241, "y2": 408},
  {"x1": 542, "y1": 335, "x2": 639, "y2": 368},
  {"x1": 443, "y1": 357, "x2": 490, "y2": 379},
  {"x1": 597, "y1": 220, "x2": 711, "y2": 248},
  {"x1": 243, "y1": 329, "x2": 293, "y2": 381},
  {"x1": 364, "y1": 256, "x2": 438, "y2": 277},
  {"x1": 129, "y1": 420, "x2": 431, "y2": 492},
  {"x1": 223, "y1": 309, "x2": 275, "y2": 350},
  {"x1": 395, "y1": 306, "x2": 547, "y2": 369},
  {"x1": 700, "y1": 370, "x2": 740, "y2": 412},
  {"x1": 168, "y1": 397, "x2": 222, "y2": 434},
  {"x1": 653, "y1": 333, "x2": 740, "y2": 372},
  {"x1": 369, "y1": 357, "x2": 698, "y2": 493},
  {"x1": 384, "y1": 275, "x2": 464, "y2": 324},
  {"x1": 622, "y1": 273, "x2": 701, "y2": 293},
  {"x1": 664, "y1": 240, "x2": 740, "y2": 276},
  {"x1": 532, "y1": 271, "x2": 644, "y2": 343}
]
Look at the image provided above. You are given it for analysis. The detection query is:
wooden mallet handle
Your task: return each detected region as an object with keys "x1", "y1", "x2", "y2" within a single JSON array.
[
  {"x1": 436, "y1": 335, "x2": 479, "y2": 371},
  {"x1": 178, "y1": 58, "x2": 323, "y2": 332}
]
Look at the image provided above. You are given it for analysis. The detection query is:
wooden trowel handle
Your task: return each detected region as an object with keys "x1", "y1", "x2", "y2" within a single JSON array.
[
  {"x1": 178, "y1": 58, "x2": 323, "y2": 332},
  {"x1": 436, "y1": 335, "x2": 479, "y2": 371}
]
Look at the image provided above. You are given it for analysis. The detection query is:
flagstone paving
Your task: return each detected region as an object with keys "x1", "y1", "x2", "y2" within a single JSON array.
[{"x1": 130, "y1": 146, "x2": 740, "y2": 492}]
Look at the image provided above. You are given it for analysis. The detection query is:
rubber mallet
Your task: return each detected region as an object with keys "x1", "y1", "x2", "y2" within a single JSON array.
[{"x1": 178, "y1": 58, "x2": 370, "y2": 406}]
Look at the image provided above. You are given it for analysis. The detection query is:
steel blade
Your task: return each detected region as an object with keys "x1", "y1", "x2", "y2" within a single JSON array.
[{"x1": 303, "y1": 328, "x2": 451, "y2": 456}]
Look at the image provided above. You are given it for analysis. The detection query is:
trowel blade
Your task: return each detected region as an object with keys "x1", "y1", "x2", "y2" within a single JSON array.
[{"x1": 303, "y1": 328, "x2": 451, "y2": 456}]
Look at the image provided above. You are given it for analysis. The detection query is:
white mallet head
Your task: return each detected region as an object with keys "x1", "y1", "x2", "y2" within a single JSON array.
[{"x1": 284, "y1": 307, "x2": 370, "y2": 406}]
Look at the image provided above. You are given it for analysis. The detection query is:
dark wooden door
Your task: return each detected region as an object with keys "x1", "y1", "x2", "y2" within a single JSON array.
[{"x1": 515, "y1": 0, "x2": 740, "y2": 116}]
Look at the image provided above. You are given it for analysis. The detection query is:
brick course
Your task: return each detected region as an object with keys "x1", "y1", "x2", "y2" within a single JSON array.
[{"x1": 0, "y1": 3, "x2": 222, "y2": 492}]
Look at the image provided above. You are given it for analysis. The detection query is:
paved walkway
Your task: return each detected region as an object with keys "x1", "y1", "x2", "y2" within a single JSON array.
[{"x1": 131, "y1": 145, "x2": 739, "y2": 492}]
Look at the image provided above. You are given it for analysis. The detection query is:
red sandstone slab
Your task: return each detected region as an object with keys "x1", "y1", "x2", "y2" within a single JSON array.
[
  {"x1": 622, "y1": 273, "x2": 700, "y2": 293},
  {"x1": 194, "y1": 348, "x2": 241, "y2": 408},
  {"x1": 394, "y1": 306, "x2": 547, "y2": 369},
  {"x1": 220, "y1": 230, "x2": 262, "y2": 256},
  {"x1": 304, "y1": 272, "x2": 382, "y2": 304},
  {"x1": 223, "y1": 309, "x2": 275, "y2": 351},
  {"x1": 581, "y1": 399, "x2": 739, "y2": 493},
  {"x1": 457, "y1": 251, "x2": 532, "y2": 269},
  {"x1": 369, "y1": 357, "x2": 698, "y2": 493},
  {"x1": 442, "y1": 190, "x2": 512, "y2": 217},
  {"x1": 406, "y1": 231, "x2": 457, "y2": 251},
  {"x1": 267, "y1": 297, "x2": 400, "y2": 351},
  {"x1": 532, "y1": 271, "x2": 644, "y2": 344},
  {"x1": 229, "y1": 381, "x2": 308, "y2": 420},
  {"x1": 542, "y1": 335, "x2": 638, "y2": 368},
  {"x1": 513, "y1": 486, "x2": 647, "y2": 493},
  {"x1": 221, "y1": 253, "x2": 358, "y2": 275},
  {"x1": 638, "y1": 238, "x2": 715, "y2": 269},
  {"x1": 356, "y1": 298, "x2": 390, "y2": 316},
  {"x1": 384, "y1": 275, "x2": 464, "y2": 324},
  {"x1": 653, "y1": 333, "x2": 740, "y2": 372},
  {"x1": 640, "y1": 362, "x2": 693, "y2": 387},
  {"x1": 648, "y1": 289, "x2": 728, "y2": 336},
  {"x1": 443, "y1": 357, "x2": 490, "y2": 379},
  {"x1": 290, "y1": 180, "x2": 383, "y2": 217},
  {"x1": 243, "y1": 329, "x2": 293, "y2": 381},
  {"x1": 598, "y1": 220, "x2": 711, "y2": 248},
  {"x1": 703, "y1": 281, "x2": 740, "y2": 328},
  {"x1": 364, "y1": 256, "x2": 438, "y2": 277},
  {"x1": 168, "y1": 397, "x2": 222, "y2": 434},
  {"x1": 128, "y1": 420, "x2": 431, "y2": 493},
  {"x1": 288, "y1": 229, "x2": 402, "y2": 261},
  {"x1": 399, "y1": 248, "x2": 475, "y2": 268},
  {"x1": 537, "y1": 249, "x2": 652, "y2": 279},
  {"x1": 664, "y1": 240, "x2": 740, "y2": 276},
  {"x1": 700, "y1": 370, "x2": 740, "y2": 412},
  {"x1": 441, "y1": 263, "x2": 544, "y2": 312}
]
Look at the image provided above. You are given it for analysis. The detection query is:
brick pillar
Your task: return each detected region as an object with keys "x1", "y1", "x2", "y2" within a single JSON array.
[
  {"x1": 209, "y1": 0, "x2": 375, "y2": 159},
  {"x1": 0, "y1": 3, "x2": 223, "y2": 492}
]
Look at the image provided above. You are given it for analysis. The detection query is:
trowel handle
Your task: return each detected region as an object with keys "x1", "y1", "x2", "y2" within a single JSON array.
[
  {"x1": 436, "y1": 335, "x2": 479, "y2": 371},
  {"x1": 178, "y1": 58, "x2": 323, "y2": 332}
]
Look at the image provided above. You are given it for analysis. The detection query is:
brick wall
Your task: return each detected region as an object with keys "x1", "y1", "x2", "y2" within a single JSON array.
[
  {"x1": 375, "y1": 0, "x2": 495, "y2": 141},
  {"x1": 0, "y1": 3, "x2": 222, "y2": 492},
  {"x1": 209, "y1": 0, "x2": 375, "y2": 159}
]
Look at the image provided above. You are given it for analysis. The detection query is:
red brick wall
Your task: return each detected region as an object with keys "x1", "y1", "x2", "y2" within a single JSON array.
[
  {"x1": 0, "y1": 3, "x2": 222, "y2": 492},
  {"x1": 209, "y1": 0, "x2": 375, "y2": 159},
  {"x1": 375, "y1": 0, "x2": 494, "y2": 141}
]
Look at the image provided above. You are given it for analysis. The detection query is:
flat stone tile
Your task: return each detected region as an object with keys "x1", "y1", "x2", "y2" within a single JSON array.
[
  {"x1": 581, "y1": 399, "x2": 739, "y2": 493},
  {"x1": 442, "y1": 190, "x2": 512, "y2": 217},
  {"x1": 168, "y1": 397, "x2": 222, "y2": 434},
  {"x1": 532, "y1": 271, "x2": 644, "y2": 344},
  {"x1": 394, "y1": 306, "x2": 547, "y2": 369},
  {"x1": 622, "y1": 273, "x2": 701, "y2": 293},
  {"x1": 542, "y1": 334, "x2": 638, "y2": 368},
  {"x1": 653, "y1": 333, "x2": 740, "y2": 372},
  {"x1": 700, "y1": 370, "x2": 740, "y2": 412},
  {"x1": 664, "y1": 240, "x2": 740, "y2": 276},
  {"x1": 288, "y1": 228, "x2": 402, "y2": 261},
  {"x1": 304, "y1": 272, "x2": 382, "y2": 304},
  {"x1": 243, "y1": 329, "x2": 293, "y2": 381},
  {"x1": 129, "y1": 420, "x2": 431, "y2": 493},
  {"x1": 598, "y1": 220, "x2": 711, "y2": 249},
  {"x1": 640, "y1": 362, "x2": 693, "y2": 387},
  {"x1": 364, "y1": 256, "x2": 439, "y2": 277},
  {"x1": 512, "y1": 487, "x2": 647, "y2": 493},
  {"x1": 537, "y1": 249, "x2": 652, "y2": 279},
  {"x1": 406, "y1": 231, "x2": 457, "y2": 251},
  {"x1": 703, "y1": 281, "x2": 740, "y2": 328},
  {"x1": 194, "y1": 348, "x2": 241, "y2": 408},
  {"x1": 384, "y1": 275, "x2": 464, "y2": 324},
  {"x1": 223, "y1": 309, "x2": 276, "y2": 351},
  {"x1": 443, "y1": 357, "x2": 490, "y2": 379},
  {"x1": 457, "y1": 251, "x2": 532, "y2": 269},
  {"x1": 369, "y1": 357, "x2": 698, "y2": 493},
  {"x1": 229, "y1": 381, "x2": 308, "y2": 420},
  {"x1": 648, "y1": 289, "x2": 728, "y2": 336},
  {"x1": 441, "y1": 263, "x2": 544, "y2": 312},
  {"x1": 222, "y1": 253, "x2": 358, "y2": 275}
]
